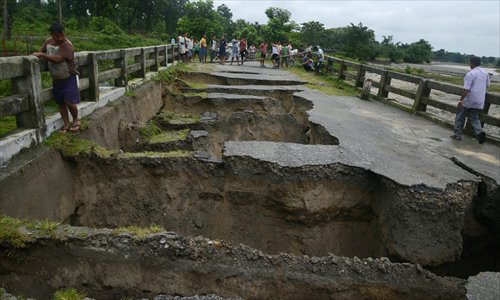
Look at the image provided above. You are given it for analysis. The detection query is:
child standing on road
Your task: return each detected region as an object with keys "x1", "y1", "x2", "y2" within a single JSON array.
[{"x1": 230, "y1": 36, "x2": 239, "y2": 65}]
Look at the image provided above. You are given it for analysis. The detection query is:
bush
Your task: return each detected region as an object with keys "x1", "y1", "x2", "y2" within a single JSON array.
[{"x1": 89, "y1": 17, "x2": 124, "y2": 36}]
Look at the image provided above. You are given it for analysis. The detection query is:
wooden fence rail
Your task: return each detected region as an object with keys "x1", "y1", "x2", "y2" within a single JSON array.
[
  {"x1": 0, "y1": 43, "x2": 179, "y2": 164},
  {"x1": 324, "y1": 55, "x2": 500, "y2": 132}
]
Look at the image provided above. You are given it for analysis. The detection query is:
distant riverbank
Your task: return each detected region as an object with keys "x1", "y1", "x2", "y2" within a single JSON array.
[{"x1": 391, "y1": 62, "x2": 500, "y2": 82}]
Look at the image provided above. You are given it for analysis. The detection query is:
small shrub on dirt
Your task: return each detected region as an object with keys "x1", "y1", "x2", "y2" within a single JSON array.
[
  {"x1": 124, "y1": 90, "x2": 136, "y2": 98},
  {"x1": 140, "y1": 121, "x2": 163, "y2": 139},
  {"x1": 154, "y1": 67, "x2": 178, "y2": 84},
  {"x1": 53, "y1": 288, "x2": 86, "y2": 300},
  {"x1": 0, "y1": 215, "x2": 34, "y2": 248}
]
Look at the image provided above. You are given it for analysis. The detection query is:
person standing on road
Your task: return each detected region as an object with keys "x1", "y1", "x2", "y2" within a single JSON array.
[
  {"x1": 313, "y1": 45, "x2": 324, "y2": 75},
  {"x1": 451, "y1": 56, "x2": 490, "y2": 144},
  {"x1": 210, "y1": 35, "x2": 218, "y2": 63},
  {"x1": 271, "y1": 42, "x2": 279, "y2": 67},
  {"x1": 230, "y1": 36, "x2": 240, "y2": 65},
  {"x1": 239, "y1": 37, "x2": 247, "y2": 65},
  {"x1": 200, "y1": 33, "x2": 207, "y2": 63},
  {"x1": 259, "y1": 41, "x2": 268, "y2": 67},
  {"x1": 33, "y1": 22, "x2": 80, "y2": 133},
  {"x1": 178, "y1": 33, "x2": 188, "y2": 63},
  {"x1": 219, "y1": 34, "x2": 227, "y2": 65}
]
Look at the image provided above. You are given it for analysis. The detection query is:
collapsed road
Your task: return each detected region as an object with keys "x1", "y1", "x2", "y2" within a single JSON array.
[{"x1": 0, "y1": 61, "x2": 499, "y2": 299}]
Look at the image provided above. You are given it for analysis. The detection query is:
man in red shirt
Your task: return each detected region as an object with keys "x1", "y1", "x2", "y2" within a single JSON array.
[
  {"x1": 239, "y1": 37, "x2": 247, "y2": 65},
  {"x1": 259, "y1": 41, "x2": 267, "y2": 67},
  {"x1": 33, "y1": 23, "x2": 80, "y2": 132}
]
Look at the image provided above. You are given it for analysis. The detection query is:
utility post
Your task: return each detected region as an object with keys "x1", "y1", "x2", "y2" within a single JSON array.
[{"x1": 56, "y1": 0, "x2": 62, "y2": 24}]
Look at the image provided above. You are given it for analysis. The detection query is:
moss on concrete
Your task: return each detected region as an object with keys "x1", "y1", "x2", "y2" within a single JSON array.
[
  {"x1": 158, "y1": 111, "x2": 200, "y2": 125},
  {"x1": 120, "y1": 150, "x2": 191, "y2": 158},
  {"x1": 111, "y1": 225, "x2": 164, "y2": 239},
  {"x1": 147, "y1": 129, "x2": 190, "y2": 144},
  {"x1": 184, "y1": 91, "x2": 208, "y2": 98},
  {"x1": 44, "y1": 132, "x2": 114, "y2": 158}
]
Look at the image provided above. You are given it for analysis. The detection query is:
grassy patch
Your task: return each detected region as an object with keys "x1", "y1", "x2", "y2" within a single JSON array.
[
  {"x1": 154, "y1": 68, "x2": 178, "y2": 84},
  {"x1": 120, "y1": 150, "x2": 192, "y2": 158},
  {"x1": 184, "y1": 91, "x2": 208, "y2": 98},
  {"x1": 0, "y1": 116, "x2": 17, "y2": 137},
  {"x1": 488, "y1": 84, "x2": 500, "y2": 93},
  {"x1": 111, "y1": 225, "x2": 164, "y2": 239},
  {"x1": 185, "y1": 81, "x2": 208, "y2": 90},
  {"x1": 158, "y1": 111, "x2": 200, "y2": 125},
  {"x1": 124, "y1": 90, "x2": 136, "y2": 98},
  {"x1": 44, "y1": 100, "x2": 60, "y2": 117},
  {"x1": 44, "y1": 132, "x2": 114, "y2": 158},
  {"x1": 288, "y1": 66, "x2": 358, "y2": 96},
  {"x1": 53, "y1": 288, "x2": 86, "y2": 300},
  {"x1": 148, "y1": 129, "x2": 189, "y2": 144},
  {"x1": 25, "y1": 219, "x2": 60, "y2": 237},
  {"x1": 0, "y1": 79, "x2": 12, "y2": 97},
  {"x1": 153, "y1": 63, "x2": 192, "y2": 84},
  {"x1": 0, "y1": 215, "x2": 60, "y2": 248},
  {"x1": 0, "y1": 215, "x2": 34, "y2": 248}
]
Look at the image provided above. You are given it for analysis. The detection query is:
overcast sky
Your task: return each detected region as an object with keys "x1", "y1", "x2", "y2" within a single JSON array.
[{"x1": 212, "y1": 0, "x2": 500, "y2": 57}]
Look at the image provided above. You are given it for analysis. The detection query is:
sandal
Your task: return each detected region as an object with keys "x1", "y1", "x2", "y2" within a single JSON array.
[
  {"x1": 59, "y1": 125, "x2": 70, "y2": 133},
  {"x1": 69, "y1": 124, "x2": 80, "y2": 132},
  {"x1": 69, "y1": 121, "x2": 81, "y2": 132}
]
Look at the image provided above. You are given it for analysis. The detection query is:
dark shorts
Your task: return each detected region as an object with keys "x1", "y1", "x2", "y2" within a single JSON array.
[
  {"x1": 261, "y1": 53, "x2": 266, "y2": 59},
  {"x1": 52, "y1": 74, "x2": 80, "y2": 105}
]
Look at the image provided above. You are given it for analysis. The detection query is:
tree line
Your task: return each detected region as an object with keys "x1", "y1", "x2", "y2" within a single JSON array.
[{"x1": 1, "y1": 0, "x2": 498, "y2": 66}]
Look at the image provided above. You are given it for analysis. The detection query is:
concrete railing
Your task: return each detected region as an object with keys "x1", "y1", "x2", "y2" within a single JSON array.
[
  {"x1": 324, "y1": 56, "x2": 500, "y2": 135},
  {"x1": 0, "y1": 43, "x2": 179, "y2": 165}
]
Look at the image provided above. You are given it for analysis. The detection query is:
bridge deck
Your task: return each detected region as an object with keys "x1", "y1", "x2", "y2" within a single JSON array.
[{"x1": 212, "y1": 61, "x2": 499, "y2": 186}]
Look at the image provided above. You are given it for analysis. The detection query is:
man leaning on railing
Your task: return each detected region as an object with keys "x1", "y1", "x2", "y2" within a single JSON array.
[{"x1": 32, "y1": 22, "x2": 80, "y2": 133}]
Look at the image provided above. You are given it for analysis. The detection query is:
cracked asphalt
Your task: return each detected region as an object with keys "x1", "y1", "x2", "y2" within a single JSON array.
[{"x1": 213, "y1": 61, "x2": 499, "y2": 189}]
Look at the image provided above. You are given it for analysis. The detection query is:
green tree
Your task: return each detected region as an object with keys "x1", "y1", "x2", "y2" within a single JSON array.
[
  {"x1": 261, "y1": 7, "x2": 297, "y2": 43},
  {"x1": 379, "y1": 35, "x2": 404, "y2": 62},
  {"x1": 403, "y1": 39, "x2": 433, "y2": 63},
  {"x1": 217, "y1": 3, "x2": 233, "y2": 36},
  {"x1": 300, "y1": 21, "x2": 326, "y2": 48},
  {"x1": 177, "y1": 0, "x2": 222, "y2": 39},
  {"x1": 233, "y1": 19, "x2": 257, "y2": 45},
  {"x1": 343, "y1": 22, "x2": 377, "y2": 61}
]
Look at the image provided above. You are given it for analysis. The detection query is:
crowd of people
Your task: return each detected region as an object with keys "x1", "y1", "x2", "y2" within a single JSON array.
[
  {"x1": 176, "y1": 32, "x2": 325, "y2": 73},
  {"x1": 31, "y1": 23, "x2": 491, "y2": 145}
]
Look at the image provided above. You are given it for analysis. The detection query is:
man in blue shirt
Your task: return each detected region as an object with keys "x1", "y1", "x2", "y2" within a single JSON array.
[{"x1": 219, "y1": 34, "x2": 227, "y2": 65}]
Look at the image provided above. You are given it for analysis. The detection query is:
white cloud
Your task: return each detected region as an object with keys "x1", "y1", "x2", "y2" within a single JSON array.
[{"x1": 213, "y1": 0, "x2": 500, "y2": 57}]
